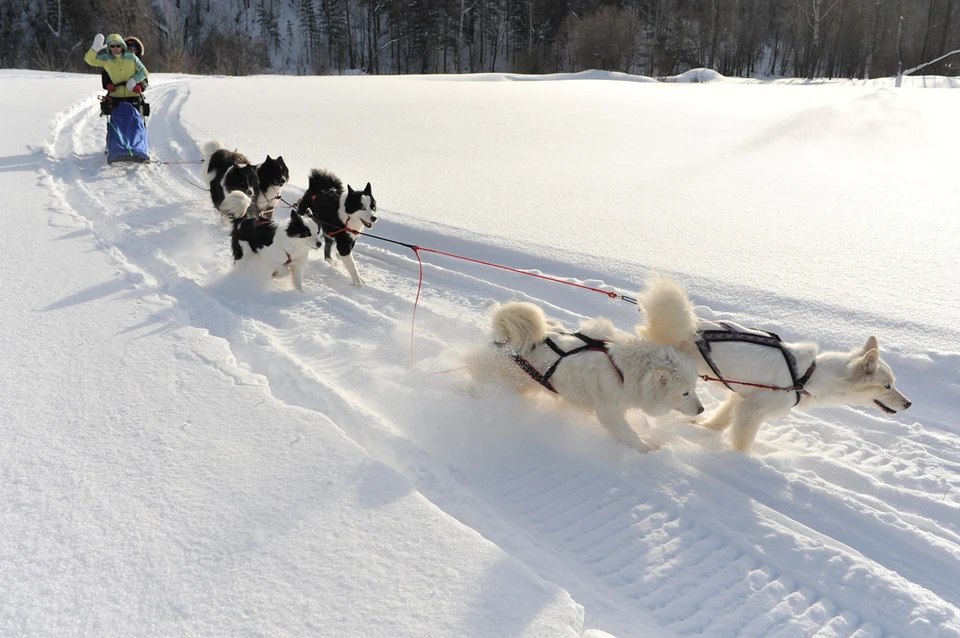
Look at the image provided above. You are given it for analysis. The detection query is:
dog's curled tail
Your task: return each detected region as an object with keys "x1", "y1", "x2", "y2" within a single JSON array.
[
  {"x1": 308, "y1": 168, "x2": 344, "y2": 195},
  {"x1": 220, "y1": 191, "x2": 252, "y2": 222},
  {"x1": 636, "y1": 276, "x2": 698, "y2": 346},
  {"x1": 202, "y1": 140, "x2": 223, "y2": 159},
  {"x1": 491, "y1": 302, "x2": 549, "y2": 353},
  {"x1": 201, "y1": 140, "x2": 224, "y2": 182}
]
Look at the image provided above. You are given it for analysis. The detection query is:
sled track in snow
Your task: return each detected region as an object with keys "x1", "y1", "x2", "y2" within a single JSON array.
[{"x1": 46, "y1": 78, "x2": 960, "y2": 638}]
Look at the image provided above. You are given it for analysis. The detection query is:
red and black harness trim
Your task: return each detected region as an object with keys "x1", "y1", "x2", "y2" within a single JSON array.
[{"x1": 506, "y1": 332, "x2": 624, "y2": 394}]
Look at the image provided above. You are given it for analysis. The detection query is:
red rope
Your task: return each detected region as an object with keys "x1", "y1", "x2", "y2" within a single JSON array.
[
  {"x1": 404, "y1": 244, "x2": 626, "y2": 371},
  {"x1": 414, "y1": 246, "x2": 620, "y2": 300},
  {"x1": 411, "y1": 247, "x2": 426, "y2": 368},
  {"x1": 306, "y1": 227, "x2": 634, "y2": 370},
  {"x1": 700, "y1": 374, "x2": 809, "y2": 395},
  {"x1": 154, "y1": 159, "x2": 205, "y2": 166}
]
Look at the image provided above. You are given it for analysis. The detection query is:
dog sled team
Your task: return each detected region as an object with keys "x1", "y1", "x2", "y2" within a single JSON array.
[
  {"x1": 81, "y1": 27, "x2": 911, "y2": 457},
  {"x1": 466, "y1": 277, "x2": 910, "y2": 455},
  {"x1": 199, "y1": 139, "x2": 909, "y2": 458},
  {"x1": 201, "y1": 140, "x2": 377, "y2": 291}
]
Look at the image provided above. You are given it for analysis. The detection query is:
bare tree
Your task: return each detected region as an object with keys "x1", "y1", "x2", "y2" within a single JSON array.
[
  {"x1": 3, "y1": 0, "x2": 960, "y2": 78},
  {"x1": 570, "y1": 5, "x2": 640, "y2": 72}
]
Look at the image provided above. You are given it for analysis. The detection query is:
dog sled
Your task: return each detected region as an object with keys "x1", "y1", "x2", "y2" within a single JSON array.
[{"x1": 99, "y1": 96, "x2": 151, "y2": 164}]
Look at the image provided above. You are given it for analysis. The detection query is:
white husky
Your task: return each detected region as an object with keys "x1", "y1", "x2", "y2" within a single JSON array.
[
  {"x1": 639, "y1": 280, "x2": 913, "y2": 454},
  {"x1": 466, "y1": 279, "x2": 705, "y2": 454}
]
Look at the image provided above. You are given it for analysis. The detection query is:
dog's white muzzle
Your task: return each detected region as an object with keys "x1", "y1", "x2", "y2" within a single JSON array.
[{"x1": 677, "y1": 393, "x2": 705, "y2": 416}]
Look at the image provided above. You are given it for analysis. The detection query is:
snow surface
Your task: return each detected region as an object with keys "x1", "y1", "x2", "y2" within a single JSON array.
[{"x1": 2, "y1": 68, "x2": 959, "y2": 637}]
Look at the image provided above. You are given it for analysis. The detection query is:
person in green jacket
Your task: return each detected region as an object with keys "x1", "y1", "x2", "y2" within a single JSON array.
[{"x1": 84, "y1": 33, "x2": 149, "y2": 113}]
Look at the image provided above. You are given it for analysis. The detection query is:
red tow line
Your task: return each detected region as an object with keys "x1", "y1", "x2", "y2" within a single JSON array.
[
  {"x1": 286, "y1": 218, "x2": 639, "y2": 368},
  {"x1": 699, "y1": 374, "x2": 811, "y2": 396}
]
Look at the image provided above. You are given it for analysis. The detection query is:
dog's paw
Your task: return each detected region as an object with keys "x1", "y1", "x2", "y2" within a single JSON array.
[
  {"x1": 351, "y1": 277, "x2": 365, "y2": 286},
  {"x1": 324, "y1": 257, "x2": 337, "y2": 267}
]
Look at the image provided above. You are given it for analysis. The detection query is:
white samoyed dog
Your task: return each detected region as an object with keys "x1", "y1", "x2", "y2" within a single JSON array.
[
  {"x1": 465, "y1": 278, "x2": 705, "y2": 454},
  {"x1": 637, "y1": 279, "x2": 913, "y2": 454}
]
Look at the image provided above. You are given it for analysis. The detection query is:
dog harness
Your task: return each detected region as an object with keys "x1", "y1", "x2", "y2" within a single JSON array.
[
  {"x1": 505, "y1": 332, "x2": 624, "y2": 394},
  {"x1": 261, "y1": 192, "x2": 283, "y2": 218},
  {"x1": 295, "y1": 193, "x2": 359, "y2": 240},
  {"x1": 696, "y1": 321, "x2": 815, "y2": 406}
]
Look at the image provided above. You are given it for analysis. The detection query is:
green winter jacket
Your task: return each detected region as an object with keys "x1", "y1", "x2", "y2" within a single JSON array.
[{"x1": 84, "y1": 33, "x2": 149, "y2": 99}]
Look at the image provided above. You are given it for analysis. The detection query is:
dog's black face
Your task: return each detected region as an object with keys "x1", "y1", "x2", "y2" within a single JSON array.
[
  {"x1": 344, "y1": 182, "x2": 378, "y2": 229},
  {"x1": 222, "y1": 164, "x2": 258, "y2": 199},
  {"x1": 258, "y1": 155, "x2": 289, "y2": 191},
  {"x1": 286, "y1": 211, "x2": 321, "y2": 246}
]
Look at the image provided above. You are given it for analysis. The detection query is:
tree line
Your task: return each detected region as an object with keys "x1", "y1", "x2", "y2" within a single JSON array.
[{"x1": 2, "y1": 0, "x2": 958, "y2": 79}]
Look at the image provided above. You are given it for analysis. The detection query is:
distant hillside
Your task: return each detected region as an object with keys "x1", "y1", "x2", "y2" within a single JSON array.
[{"x1": 4, "y1": 0, "x2": 959, "y2": 79}]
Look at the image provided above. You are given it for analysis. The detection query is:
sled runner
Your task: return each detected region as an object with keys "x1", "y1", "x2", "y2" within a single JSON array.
[{"x1": 104, "y1": 100, "x2": 150, "y2": 164}]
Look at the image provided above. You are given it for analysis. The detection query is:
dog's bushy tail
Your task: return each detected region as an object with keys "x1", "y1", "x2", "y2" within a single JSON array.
[
  {"x1": 636, "y1": 276, "x2": 698, "y2": 345},
  {"x1": 491, "y1": 302, "x2": 549, "y2": 353},
  {"x1": 220, "y1": 191, "x2": 252, "y2": 222},
  {"x1": 308, "y1": 168, "x2": 343, "y2": 196},
  {"x1": 201, "y1": 140, "x2": 224, "y2": 182},
  {"x1": 202, "y1": 140, "x2": 223, "y2": 158}
]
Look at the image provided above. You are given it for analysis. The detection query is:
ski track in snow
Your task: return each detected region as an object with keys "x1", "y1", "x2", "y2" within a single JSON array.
[{"x1": 46, "y1": 79, "x2": 960, "y2": 638}]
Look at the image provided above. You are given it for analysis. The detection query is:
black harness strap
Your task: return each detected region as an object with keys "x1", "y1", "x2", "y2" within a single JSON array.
[
  {"x1": 511, "y1": 352, "x2": 558, "y2": 393},
  {"x1": 696, "y1": 321, "x2": 814, "y2": 406},
  {"x1": 507, "y1": 331, "x2": 624, "y2": 394}
]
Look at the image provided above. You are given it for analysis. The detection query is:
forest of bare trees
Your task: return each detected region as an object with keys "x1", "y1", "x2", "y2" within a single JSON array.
[{"x1": 2, "y1": 0, "x2": 958, "y2": 80}]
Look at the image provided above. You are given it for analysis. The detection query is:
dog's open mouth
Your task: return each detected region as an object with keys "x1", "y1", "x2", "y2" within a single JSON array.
[
  {"x1": 362, "y1": 220, "x2": 373, "y2": 228},
  {"x1": 874, "y1": 399, "x2": 897, "y2": 414}
]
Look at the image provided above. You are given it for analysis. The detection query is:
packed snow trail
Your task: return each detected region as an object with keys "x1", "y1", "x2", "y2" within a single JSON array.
[{"x1": 48, "y1": 77, "x2": 960, "y2": 637}]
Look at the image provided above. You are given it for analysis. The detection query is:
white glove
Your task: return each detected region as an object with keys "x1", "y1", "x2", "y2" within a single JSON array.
[
  {"x1": 92, "y1": 34, "x2": 105, "y2": 51},
  {"x1": 126, "y1": 79, "x2": 137, "y2": 91}
]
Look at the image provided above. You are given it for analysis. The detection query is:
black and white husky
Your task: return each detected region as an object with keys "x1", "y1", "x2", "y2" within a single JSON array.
[
  {"x1": 230, "y1": 210, "x2": 322, "y2": 292},
  {"x1": 202, "y1": 140, "x2": 289, "y2": 221},
  {"x1": 296, "y1": 168, "x2": 377, "y2": 286}
]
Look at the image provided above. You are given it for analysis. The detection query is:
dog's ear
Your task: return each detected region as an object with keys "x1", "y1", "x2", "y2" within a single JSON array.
[
  {"x1": 653, "y1": 368, "x2": 670, "y2": 386},
  {"x1": 363, "y1": 182, "x2": 372, "y2": 195},
  {"x1": 862, "y1": 335, "x2": 879, "y2": 353},
  {"x1": 347, "y1": 185, "x2": 356, "y2": 195},
  {"x1": 265, "y1": 155, "x2": 272, "y2": 161},
  {"x1": 858, "y1": 349, "x2": 880, "y2": 375}
]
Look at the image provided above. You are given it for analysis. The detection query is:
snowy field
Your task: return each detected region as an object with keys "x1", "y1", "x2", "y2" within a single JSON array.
[{"x1": 2, "y1": 68, "x2": 959, "y2": 637}]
